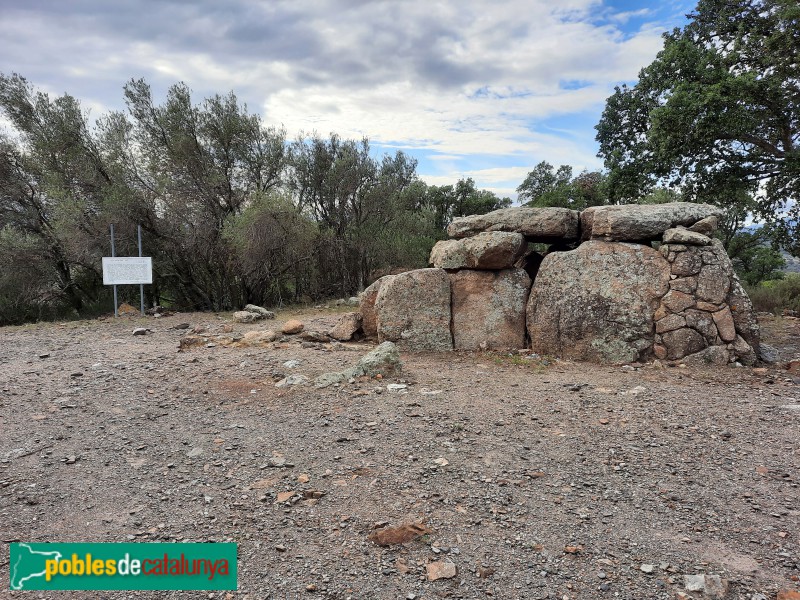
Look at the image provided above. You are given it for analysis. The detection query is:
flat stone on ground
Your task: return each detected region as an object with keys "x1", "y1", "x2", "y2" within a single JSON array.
[
  {"x1": 281, "y1": 319, "x2": 305, "y2": 335},
  {"x1": 232, "y1": 311, "x2": 260, "y2": 323},
  {"x1": 244, "y1": 304, "x2": 275, "y2": 318},
  {"x1": 241, "y1": 330, "x2": 279, "y2": 346}
]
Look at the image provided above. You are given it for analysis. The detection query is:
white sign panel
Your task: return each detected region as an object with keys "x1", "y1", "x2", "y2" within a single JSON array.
[{"x1": 102, "y1": 257, "x2": 153, "y2": 285}]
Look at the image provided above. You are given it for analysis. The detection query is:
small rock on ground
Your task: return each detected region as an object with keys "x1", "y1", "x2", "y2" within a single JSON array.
[{"x1": 281, "y1": 319, "x2": 305, "y2": 335}]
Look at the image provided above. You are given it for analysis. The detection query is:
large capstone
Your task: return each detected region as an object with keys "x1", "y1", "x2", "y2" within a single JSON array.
[
  {"x1": 527, "y1": 241, "x2": 671, "y2": 363},
  {"x1": 449, "y1": 269, "x2": 531, "y2": 350},
  {"x1": 430, "y1": 231, "x2": 527, "y2": 270},
  {"x1": 582, "y1": 202, "x2": 722, "y2": 242},
  {"x1": 375, "y1": 268, "x2": 453, "y2": 351},
  {"x1": 447, "y1": 207, "x2": 579, "y2": 243}
]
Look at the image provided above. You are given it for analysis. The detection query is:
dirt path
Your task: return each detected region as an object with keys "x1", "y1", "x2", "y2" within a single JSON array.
[{"x1": 1, "y1": 309, "x2": 798, "y2": 599}]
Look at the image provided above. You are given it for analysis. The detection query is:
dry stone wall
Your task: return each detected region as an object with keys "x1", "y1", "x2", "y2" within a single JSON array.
[
  {"x1": 358, "y1": 202, "x2": 762, "y2": 365},
  {"x1": 652, "y1": 238, "x2": 759, "y2": 365}
]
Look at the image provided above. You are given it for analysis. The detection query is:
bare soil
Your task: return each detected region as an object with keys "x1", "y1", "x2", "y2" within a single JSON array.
[{"x1": 1, "y1": 308, "x2": 799, "y2": 599}]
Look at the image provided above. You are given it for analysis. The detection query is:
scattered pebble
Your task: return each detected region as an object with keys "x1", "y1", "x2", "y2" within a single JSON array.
[{"x1": 426, "y1": 561, "x2": 457, "y2": 581}]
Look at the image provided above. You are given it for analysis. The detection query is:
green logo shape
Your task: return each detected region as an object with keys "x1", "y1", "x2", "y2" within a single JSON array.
[{"x1": 9, "y1": 543, "x2": 237, "y2": 590}]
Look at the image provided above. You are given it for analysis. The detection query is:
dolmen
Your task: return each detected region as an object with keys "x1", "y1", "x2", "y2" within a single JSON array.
[{"x1": 358, "y1": 203, "x2": 760, "y2": 365}]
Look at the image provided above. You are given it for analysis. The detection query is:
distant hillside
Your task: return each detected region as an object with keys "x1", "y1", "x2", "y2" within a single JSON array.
[{"x1": 781, "y1": 251, "x2": 800, "y2": 274}]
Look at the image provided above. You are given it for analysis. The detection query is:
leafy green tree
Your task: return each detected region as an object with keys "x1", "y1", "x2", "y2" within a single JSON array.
[
  {"x1": 639, "y1": 187, "x2": 682, "y2": 205},
  {"x1": 707, "y1": 189, "x2": 762, "y2": 250},
  {"x1": 0, "y1": 74, "x2": 113, "y2": 312},
  {"x1": 596, "y1": 0, "x2": 799, "y2": 223},
  {"x1": 728, "y1": 231, "x2": 786, "y2": 285},
  {"x1": 288, "y1": 133, "x2": 428, "y2": 294},
  {"x1": 119, "y1": 79, "x2": 287, "y2": 310},
  {"x1": 350, "y1": 149, "x2": 427, "y2": 289},
  {"x1": 568, "y1": 170, "x2": 609, "y2": 210},
  {"x1": 421, "y1": 177, "x2": 511, "y2": 232},
  {"x1": 451, "y1": 178, "x2": 511, "y2": 220},
  {"x1": 516, "y1": 162, "x2": 572, "y2": 206},
  {"x1": 516, "y1": 161, "x2": 608, "y2": 210},
  {"x1": 0, "y1": 226, "x2": 67, "y2": 323}
]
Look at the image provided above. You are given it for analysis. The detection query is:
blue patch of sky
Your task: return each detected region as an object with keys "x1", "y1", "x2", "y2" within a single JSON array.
[
  {"x1": 559, "y1": 79, "x2": 593, "y2": 91},
  {"x1": 596, "y1": 0, "x2": 693, "y2": 35},
  {"x1": 468, "y1": 86, "x2": 534, "y2": 101},
  {"x1": 537, "y1": 111, "x2": 600, "y2": 140}
]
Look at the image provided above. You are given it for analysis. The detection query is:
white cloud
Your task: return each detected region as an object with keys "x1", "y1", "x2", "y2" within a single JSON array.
[
  {"x1": 0, "y1": 0, "x2": 690, "y2": 191},
  {"x1": 252, "y1": 2, "x2": 667, "y2": 167},
  {"x1": 607, "y1": 8, "x2": 653, "y2": 24}
]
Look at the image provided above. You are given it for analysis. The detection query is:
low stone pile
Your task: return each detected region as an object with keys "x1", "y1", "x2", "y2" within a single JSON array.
[
  {"x1": 232, "y1": 304, "x2": 276, "y2": 323},
  {"x1": 358, "y1": 202, "x2": 761, "y2": 365}
]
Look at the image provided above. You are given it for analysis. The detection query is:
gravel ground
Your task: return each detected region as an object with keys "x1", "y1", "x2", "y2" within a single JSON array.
[{"x1": 1, "y1": 308, "x2": 798, "y2": 599}]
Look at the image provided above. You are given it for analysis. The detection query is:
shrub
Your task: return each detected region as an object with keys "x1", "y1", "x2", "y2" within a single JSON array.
[
  {"x1": 223, "y1": 192, "x2": 318, "y2": 305},
  {"x1": 746, "y1": 274, "x2": 800, "y2": 314},
  {"x1": 0, "y1": 227, "x2": 71, "y2": 324}
]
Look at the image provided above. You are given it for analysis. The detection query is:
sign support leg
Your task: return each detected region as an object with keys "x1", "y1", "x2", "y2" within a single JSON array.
[
  {"x1": 110, "y1": 224, "x2": 118, "y2": 318},
  {"x1": 138, "y1": 224, "x2": 145, "y2": 316}
]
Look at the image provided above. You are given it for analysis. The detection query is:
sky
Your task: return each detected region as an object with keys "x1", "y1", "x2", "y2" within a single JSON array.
[{"x1": 0, "y1": 0, "x2": 695, "y2": 200}]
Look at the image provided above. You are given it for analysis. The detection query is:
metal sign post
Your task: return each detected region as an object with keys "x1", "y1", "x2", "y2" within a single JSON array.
[
  {"x1": 110, "y1": 224, "x2": 118, "y2": 317},
  {"x1": 138, "y1": 224, "x2": 145, "y2": 316}
]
